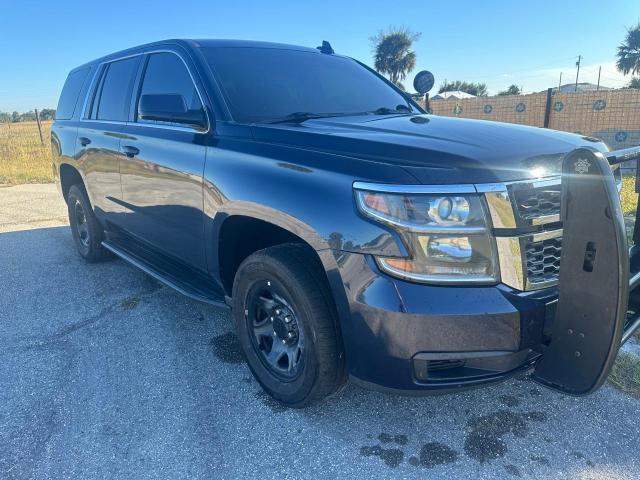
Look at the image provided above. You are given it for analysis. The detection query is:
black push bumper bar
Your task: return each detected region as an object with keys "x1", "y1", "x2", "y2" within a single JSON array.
[
  {"x1": 609, "y1": 146, "x2": 640, "y2": 345},
  {"x1": 531, "y1": 146, "x2": 640, "y2": 395}
]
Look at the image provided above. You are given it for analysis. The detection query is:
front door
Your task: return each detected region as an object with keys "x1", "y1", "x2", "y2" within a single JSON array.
[
  {"x1": 532, "y1": 148, "x2": 629, "y2": 395},
  {"x1": 118, "y1": 51, "x2": 209, "y2": 270}
]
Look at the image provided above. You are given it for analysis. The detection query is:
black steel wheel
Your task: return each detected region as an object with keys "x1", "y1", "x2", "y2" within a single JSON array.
[
  {"x1": 72, "y1": 197, "x2": 91, "y2": 248},
  {"x1": 233, "y1": 243, "x2": 346, "y2": 407},
  {"x1": 246, "y1": 279, "x2": 305, "y2": 380},
  {"x1": 67, "y1": 184, "x2": 111, "y2": 262}
]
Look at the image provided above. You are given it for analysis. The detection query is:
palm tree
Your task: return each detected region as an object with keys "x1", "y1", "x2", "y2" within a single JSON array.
[
  {"x1": 616, "y1": 23, "x2": 640, "y2": 76},
  {"x1": 371, "y1": 27, "x2": 421, "y2": 89},
  {"x1": 629, "y1": 77, "x2": 640, "y2": 89}
]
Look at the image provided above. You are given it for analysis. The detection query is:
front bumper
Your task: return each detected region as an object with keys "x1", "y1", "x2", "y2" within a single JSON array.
[
  {"x1": 337, "y1": 145, "x2": 640, "y2": 395},
  {"x1": 335, "y1": 251, "x2": 555, "y2": 393}
]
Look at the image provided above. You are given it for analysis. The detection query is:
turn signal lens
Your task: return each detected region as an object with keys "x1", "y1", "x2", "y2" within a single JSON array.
[{"x1": 362, "y1": 192, "x2": 391, "y2": 215}]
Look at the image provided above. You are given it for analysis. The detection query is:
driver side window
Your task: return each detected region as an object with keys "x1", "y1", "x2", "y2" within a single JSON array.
[{"x1": 137, "y1": 52, "x2": 205, "y2": 128}]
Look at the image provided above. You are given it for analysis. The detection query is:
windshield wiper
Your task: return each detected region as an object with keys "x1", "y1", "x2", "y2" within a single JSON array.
[
  {"x1": 263, "y1": 112, "x2": 343, "y2": 124},
  {"x1": 370, "y1": 104, "x2": 413, "y2": 115}
]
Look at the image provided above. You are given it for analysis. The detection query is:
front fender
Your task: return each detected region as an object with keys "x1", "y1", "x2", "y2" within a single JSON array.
[{"x1": 203, "y1": 136, "x2": 416, "y2": 266}]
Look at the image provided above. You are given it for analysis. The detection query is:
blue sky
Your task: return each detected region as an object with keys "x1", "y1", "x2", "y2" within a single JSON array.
[{"x1": 0, "y1": 0, "x2": 637, "y2": 112}]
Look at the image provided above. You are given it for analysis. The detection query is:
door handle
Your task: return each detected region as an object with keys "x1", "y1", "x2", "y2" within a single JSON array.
[
  {"x1": 122, "y1": 145, "x2": 140, "y2": 158},
  {"x1": 78, "y1": 137, "x2": 91, "y2": 146}
]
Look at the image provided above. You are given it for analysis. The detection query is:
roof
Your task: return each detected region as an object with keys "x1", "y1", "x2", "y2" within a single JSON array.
[
  {"x1": 555, "y1": 82, "x2": 611, "y2": 93},
  {"x1": 430, "y1": 91, "x2": 476, "y2": 100},
  {"x1": 72, "y1": 38, "x2": 321, "y2": 71},
  {"x1": 192, "y1": 39, "x2": 319, "y2": 53}
]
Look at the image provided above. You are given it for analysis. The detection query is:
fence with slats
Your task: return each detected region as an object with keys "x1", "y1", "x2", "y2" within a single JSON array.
[{"x1": 427, "y1": 89, "x2": 640, "y2": 172}]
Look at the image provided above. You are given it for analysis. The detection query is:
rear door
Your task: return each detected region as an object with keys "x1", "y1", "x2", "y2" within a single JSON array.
[
  {"x1": 532, "y1": 148, "x2": 629, "y2": 395},
  {"x1": 76, "y1": 56, "x2": 141, "y2": 221},
  {"x1": 52, "y1": 66, "x2": 93, "y2": 184},
  {"x1": 118, "y1": 50, "x2": 209, "y2": 270}
]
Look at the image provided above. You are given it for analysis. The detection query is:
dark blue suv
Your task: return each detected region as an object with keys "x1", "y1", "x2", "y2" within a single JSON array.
[{"x1": 52, "y1": 39, "x2": 640, "y2": 406}]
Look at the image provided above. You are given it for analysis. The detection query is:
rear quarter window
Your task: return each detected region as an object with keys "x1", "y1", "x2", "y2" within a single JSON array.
[
  {"x1": 91, "y1": 56, "x2": 140, "y2": 122},
  {"x1": 56, "y1": 67, "x2": 91, "y2": 120}
]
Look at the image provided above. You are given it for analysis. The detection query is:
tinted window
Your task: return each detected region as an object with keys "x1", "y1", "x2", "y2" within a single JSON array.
[
  {"x1": 94, "y1": 57, "x2": 139, "y2": 121},
  {"x1": 137, "y1": 52, "x2": 203, "y2": 124},
  {"x1": 201, "y1": 47, "x2": 412, "y2": 123},
  {"x1": 56, "y1": 67, "x2": 91, "y2": 120}
]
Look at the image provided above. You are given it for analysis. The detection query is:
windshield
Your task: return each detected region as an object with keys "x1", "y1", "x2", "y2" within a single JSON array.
[{"x1": 201, "y1": 47, "x2": 413, "y2": 123}]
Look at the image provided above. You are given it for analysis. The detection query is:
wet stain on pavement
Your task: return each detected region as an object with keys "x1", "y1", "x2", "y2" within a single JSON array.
[
  {"x1": 378, "y1": 433, "x2": 408, "y2": 446},
  {"x1": 572, "y1": 450, "x2": 595, "y2": 466},
  {"x1": 499, "y1": 395, "x2": 521, "y2": 407},
  {"x1": 530, "y1": 454, "x2": 550, "y2": 466},
  {"x1": 464, "y1": 410, "x2": 547, "y2": 463},
  {"x1": 504, "y1": 464, "x2": 522, "y2": 477},
  {"x1": 360, "y1": 445, "x2": 404, "y2": 468},
  {"x1": 210, "y1": 332, "x2": 244, "y2": 364},
  {"x1": 120, "y1": 296, "x2": 140, "y2": 310},
  {"x1": 410, "y1": 442, "x2": 458, "y2": 468},
  {"x1": 255, "y1": 390, "x2": 288, "y2": 413}
]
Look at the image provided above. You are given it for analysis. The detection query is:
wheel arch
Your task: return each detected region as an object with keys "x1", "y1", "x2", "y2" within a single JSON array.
[
  {"x1": 212, "y1": 207, "x2": 353, "y2": 363},
  {"x1": 59, "y1": 163, "x2": 85, "y2": 203}
]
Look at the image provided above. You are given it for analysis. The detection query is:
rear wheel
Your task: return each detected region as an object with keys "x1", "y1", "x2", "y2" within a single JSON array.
[
  {"x1": 232, "y1": 244, "x2": 346, "y2": 407},
  {"x1": 67, "y1": 184, "x2": 111, "y2": 262}
]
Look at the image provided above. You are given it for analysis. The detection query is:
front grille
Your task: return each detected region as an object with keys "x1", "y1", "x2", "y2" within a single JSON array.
[
  {"x1": 524, "y1": 235, "x2": 562, "y2": 286},
  {"x1": 513, "y1": 183, "x2": 561, "y2": 220}
]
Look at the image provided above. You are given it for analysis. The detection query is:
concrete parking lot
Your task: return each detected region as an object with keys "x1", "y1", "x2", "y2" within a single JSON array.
[{"x1": 1, "y1": 183, "x2": 639, "y2": 480}]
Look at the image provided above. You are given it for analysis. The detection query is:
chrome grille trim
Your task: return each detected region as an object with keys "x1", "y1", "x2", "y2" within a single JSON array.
[
  {"x1": 476, "y1": 176, "x2": 562, "y2": 229},
  {"x1": 477, "y1": 176, "x2": 563, "y2": 291}
]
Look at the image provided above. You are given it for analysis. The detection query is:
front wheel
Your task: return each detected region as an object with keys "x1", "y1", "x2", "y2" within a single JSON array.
[{"x1": 232, "y1": 244, "x2": 346, "y2": 407}]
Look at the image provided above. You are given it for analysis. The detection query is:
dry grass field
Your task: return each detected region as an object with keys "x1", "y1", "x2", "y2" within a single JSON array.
[{"x1": 0, "y1": 121, "x2": 53, "y2": 184}]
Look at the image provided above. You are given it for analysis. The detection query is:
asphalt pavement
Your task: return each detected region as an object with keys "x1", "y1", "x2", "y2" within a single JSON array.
[{"x1": 1, "y1": 184, "x2": 639, "y2": 480}]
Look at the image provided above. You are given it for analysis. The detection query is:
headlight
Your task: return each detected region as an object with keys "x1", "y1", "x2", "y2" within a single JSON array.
[{"x1": 354, "y1": 184, "x2": 499, "y2": 284}]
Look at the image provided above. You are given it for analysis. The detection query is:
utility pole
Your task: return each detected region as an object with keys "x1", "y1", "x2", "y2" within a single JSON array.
[
  {"x1": 597, "y1": 66, "x2": 601, "y2": 91},
  {"x1": 558, "y1": 72, "x2": 563, "y2": 91},
  {"x1": 575, "y1": 55, "x2": 582, "y2": 92}
]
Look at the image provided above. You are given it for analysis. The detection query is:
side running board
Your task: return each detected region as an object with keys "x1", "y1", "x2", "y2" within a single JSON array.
[{"x1": 102, "y1": 238, "x2": 229, "y2": 309}]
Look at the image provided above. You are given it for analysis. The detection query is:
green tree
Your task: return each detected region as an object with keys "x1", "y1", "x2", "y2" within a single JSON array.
[
  {"x1": 18, "y1": 111, "x2": 36, "y2": 122},
  {"x1": 617, "y1": 23, "x2": 640, "y2": 76},
  {"x1": 39, "y1": 108, "x2": 56, "y2": 120},
  {"x1": 628, "y1": 77, "x2": 640, "y2": 89},
  {"x1": 438, "y1": 80, "x2": 488, "y2": 97},
  {"x1": 371, "y1": 27, "x2": 421, "y2": 89},
  {"x1": 497, "y1": 84, "x2": 521, "y2": 96}
]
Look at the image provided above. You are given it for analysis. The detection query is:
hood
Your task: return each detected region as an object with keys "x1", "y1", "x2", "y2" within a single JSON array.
[{"x1": 250, "y1": 114, "x2": 608, "y2": 184}]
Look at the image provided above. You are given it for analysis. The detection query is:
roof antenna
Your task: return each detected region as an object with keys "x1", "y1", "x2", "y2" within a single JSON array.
[{"x1": 317, "y1": 41, "x2": 334, "y2": 54}]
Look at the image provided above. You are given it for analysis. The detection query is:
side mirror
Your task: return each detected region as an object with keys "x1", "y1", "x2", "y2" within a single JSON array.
[
  {"x1": 139, "y1": 94, "x2": 207, "y2": 130},
  {"x1": 413, "y1": 71, "x2": 435, "y2": 95}
]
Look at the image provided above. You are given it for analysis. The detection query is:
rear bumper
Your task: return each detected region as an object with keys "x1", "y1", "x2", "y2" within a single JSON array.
[{"x1": 334, "y1": 252, "x2": 556, "y2": 393}]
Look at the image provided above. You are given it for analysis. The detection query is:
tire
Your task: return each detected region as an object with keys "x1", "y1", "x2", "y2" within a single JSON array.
[
  {"x1": 232, "y1": 243, "x2": 346, "y2": 407},
  {"x1": 67, "y1": 184, "x2": 111, "y2": 262}
]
